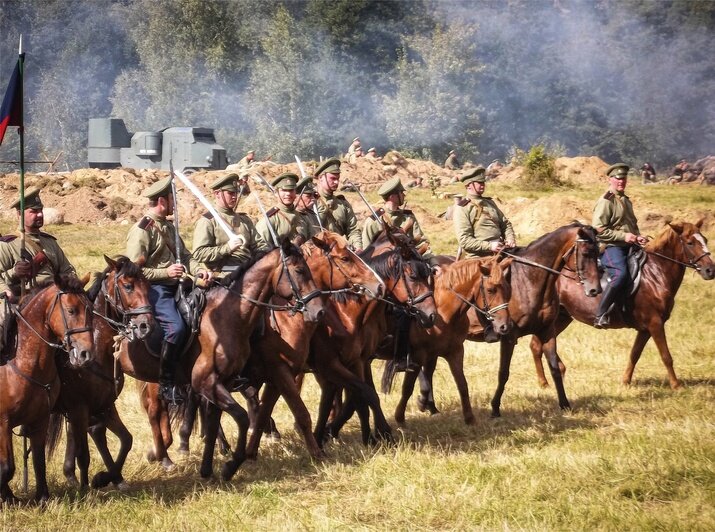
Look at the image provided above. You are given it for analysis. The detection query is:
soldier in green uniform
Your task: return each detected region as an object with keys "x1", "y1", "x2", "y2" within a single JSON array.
[
  {"x1": 444, "y1": 150, "x2": 461, "y2": 171},
  {"x1": 592, "y1": 163, "x2": 648, "y2": 328},
  {"x1": 236, "y1": 150, "x2": 255, "y2": 169},
  {"x1": 362, "y1": 177, "x2": 432, "y2": 257},
  {"x1": 295, "y1": 176, "x2": 321, "y2": 237},
  {"x1": 0, "y1": 188, "x2": 77, "y2": 352},
  {"x1": 453, "y1": 166, "x2": 516, "y2": 259},
  {"x1": 192, "y1": 173, "x2": 269, "y2": 279},
  {"x1": 256, "y1": 173, "x2": 312, "y2": 246},
  {"x1": 126, "y1": 177, "x2": 202, "y2": 404},
  {"x1": 315, "y1": 158, "x2": 363, "y2": 250}
]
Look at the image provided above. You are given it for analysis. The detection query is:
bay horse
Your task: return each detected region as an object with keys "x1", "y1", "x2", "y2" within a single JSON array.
[
  {"x1": 48, "y1": 255, "x2": 153, "y2": 489},
  {"x1": 310, "y1": 227, "x2": 438, "y2": 446},
  {"x1": 415, "y1": 223, "x2": 601, "y2": 418},
  {"x1": 530, "y1": 219, "x2": 714, "y2": 389},
  {"x1": 382, "y1": 254, "x2": 513, "y2": 426},
  {"x1": 172, "y1": 230, "x2": 384, "y2": 461},
  {"x1": 0, "y1": 275, "x2": 94, "y2": 504}
]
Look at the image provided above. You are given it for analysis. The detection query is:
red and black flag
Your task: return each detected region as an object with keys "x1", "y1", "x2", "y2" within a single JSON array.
[{"x1": 0, "y1": 59, "x2": 22, "y2": 146}]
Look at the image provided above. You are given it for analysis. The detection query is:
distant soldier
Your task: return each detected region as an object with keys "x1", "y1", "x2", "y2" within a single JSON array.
[
  {"x1": 362, "y1": 177, "x2": 433, "y2": 259},
  {"x1": 444, "y1": 150, "x2": 461, "y2": 171},
  {"x1": 0, "y1": 188, "x2": 77, "y2": 352},
  {"x1": 453, "y1": 166, "x2": 516, "y2": 259},
  {"x1": 667, "y1": 159, "x2": 689, "y2": 185},
  {"x1": 295, "y1": 176, "x2": 321, "y2": 237},
  {"x1": 365, "y1": 147, "x2": 380, "y2": 160},
  {"x1": 486, "y1": 159, "x2": 503, "y2": 180},
  {"x1": 347, "y1": 137, "x2": 361, "y2": 156},
  {"x1": 255, "y1": 173, "x2": 312, "y2": 246},
  {"x1": 192, "y1": 173, "x2": 269, "y2": 280},
  {"x1": 237, "y1": 150, "x2": 255, "y2": 169},
  {"x1": 315, "y1": 158, "x2": 363, "y2": 250},
  {"x1": 348, "y1": 146, "x2": 364, "y2": 163},
  {"x1": 592, "y1": 163, "x2": 648, "y2": 328},
  {"x1": 640, "y1": 162, "x2": 656, "y2": 184},
  {"x1": 126, "y1": 177, "x2": 202, "y2": 404}
]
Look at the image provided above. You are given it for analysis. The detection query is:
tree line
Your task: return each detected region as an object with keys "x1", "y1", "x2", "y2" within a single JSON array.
[{"x1": 1, "y1": 0, "x2": 713, "y2": 172}]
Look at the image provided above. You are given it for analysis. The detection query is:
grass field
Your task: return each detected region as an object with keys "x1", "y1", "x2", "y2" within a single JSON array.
[{"x1": 1, "y1": 180, "x2": 714, "y2": 530}]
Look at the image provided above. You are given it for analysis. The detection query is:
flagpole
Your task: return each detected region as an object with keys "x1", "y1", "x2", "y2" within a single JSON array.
[{"x1": 18, "y1": 35, "x2": 26, "y2": 254}]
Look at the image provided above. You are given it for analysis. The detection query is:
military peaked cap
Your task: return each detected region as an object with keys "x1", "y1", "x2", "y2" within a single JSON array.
[
  {"x1": 460, "y1": 166, "x2": 486, "y2": 185},
  {"x1": 272, "y1": 173, "x2": 298, "y2": 190},
  {"x1": 315, "y1": 158, "x2": 341, "y2": 176},
  {"x1": 11, "y1": 187, "x2": 43, "y2": 210},
  {"x1": 210, "y1": 173, "x2": 239, "y2": 192},
  {"x1": 296, "y1": 176, "x2": 315, "y2": 194},
  {"x1": 449, "y1": 150, "x2": 456, "y2": 155},
  {"x1": 352, "y1": 137, "x2": 360, "y2": 143},
  {"x1": 367, "y1": 147, "x2": 376, "y2": 153},
  {"x1": 143, "y1": 176, "x2": 173, "y2": 200},
  {"x1": 606, "y1": 163, "x2": 630, "y2": 178},
  {"x1": 247, "y1": 150, "x2": 255, "y2": 155},
  {"x1": 378, "y1": 177, "x2": 405, "y2": 198}
]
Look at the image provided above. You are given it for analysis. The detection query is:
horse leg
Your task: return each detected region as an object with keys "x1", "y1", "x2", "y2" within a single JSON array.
[
  {"x1": 0, "y1": 423, "x2": 18, "y2": 503},
  {"x1": 178, "y1": 390, "x2": 199, "y2": 455},
  {"x1": 29, "y1": 420, "x2": 51, "y2": 503},
  {"x1": 445, "y1": 345, "x2": 476, "y2": 424},
  {"x1": 622, "y1": 330, "x2": 651, "y2": 386},
  {"x1": 199, "y1": 403, "x2": 221, "y2": 479},
  {"x1": 542, "y1": 336, "x2": 571, "y2": 410},
  {"x1": 90, "y1": 405, "x2": 133, "y2": 489},
  {"x1": 246, "y1": 385, "x2": 279, "y2": 460},
  {"x1": 313, "y1": 375, "x2": 339, "y2": 447},
  {"x1": 62, "y1": 422, "x2": 79, "y2": 486},
  {"x1": 529, "y1": 336, "x2": 549, "y2": 388},
  {"x1": 491, "y1": 338, "x2": 516, "y2": 418},
  {"x1": 67, "y1": 409, "x2": 91, "y2": 487},
  {"x1": 394, "y1": 367, "x2": 420, "y2": 425},
  {"x1": 417, "y1": 357, "x2": 440, "y2": 415},
  {"x1": 211, "y1": 385, "x2": 251, "y2": 481},
  {"x1": 648, "y1": 324, "x2": 682, "y2": 389},
  {"x1": 141, "y1": 383, "x2": 174, "y2": 470}
]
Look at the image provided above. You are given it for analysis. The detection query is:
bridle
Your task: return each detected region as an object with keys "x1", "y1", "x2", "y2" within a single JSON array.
[
  {"x1": 319, "y1": 244, "x2": 382, "y2": 299},
  {"x1": 448, "y1": 273, "x2": 509, "y2": 322},
  {"x1": 378, "y1": 253, "x2": 435, "y2": 318},
  {"x1": 95, "y1": 270, "x2": 153, "y2": 340},
  {"x1": 560, "y1": 238, "x2": 594, "y2": 285},
  {"x1": 644, "y1": 232, "x2": 711, "y2": 271}
]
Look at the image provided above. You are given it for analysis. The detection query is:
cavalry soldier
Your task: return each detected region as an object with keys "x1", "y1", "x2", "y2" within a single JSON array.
[
  {"x1": 592, "y1": 163, "x2": 648, "y2": 328},
  {"x1": 126, "y1": 177, "x2": 201, "y2": 404},
  {"x1": 0, "y1": 188, "x2": 77, "y2": 352},
  {"x1": 295, "y1": 176, "x2": 321, "y2": 237},
  {"x1": 444, "y1": 149, "x2": 461, "y2": 171},
  {"x1": 192, "y1": 173, "x2": 269, "y2": 279},
  {"x1": 315, "y1": 158, "x2": 363, "y2": 250},
  {"x1": 256, "y1": 173, "x2": 311, "y2": 246},
  {"x1": 236, "y1": 150, "x2": 255, "y2": 169},
  {"x1": 454, "y1": 166, "x2": 516, "y2": 259},
  {"x1": 362, "y1": 177, "x2": 433, "y2": 258}
]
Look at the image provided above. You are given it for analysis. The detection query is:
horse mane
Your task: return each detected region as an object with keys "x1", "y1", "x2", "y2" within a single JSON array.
[
  {"x1": 513, "y1": 221, "x2": 592, "y2": 256},
  {"x1": 369, "y1": 249, "x2": 431, "y2": 281},
  {"x1": 646, "y1": 222, "x2": 684, "y2": 254},
  {"x1": 223, "y1": 242, "x2": 303, "y2": 289},
  {"x1": 302, "y1": 231, "x2": 348, "y2": 258},
  {"x1": 18, "y1": 275, "x2": 87, "y2": 311},
  {"x1": 437, "y1": 257, "x2": 492, "y2": 290},
  {"x1": 87, "y1": 255, "x2": 143, "y2": 301}
]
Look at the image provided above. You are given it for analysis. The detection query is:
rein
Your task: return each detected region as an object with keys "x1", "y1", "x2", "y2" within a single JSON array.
[
  {"x1": 643, "y1": 234, "x2": 711, "y2": 271},
  {"x1": 94, "y1": 272, "x2": 153, "y2": 341},
  {"x1": 500, "y1": 239, "x2": 588, "y2": 282},
  {"x1": 447, "y1": 275, "x2": 509, "y2": 321}
]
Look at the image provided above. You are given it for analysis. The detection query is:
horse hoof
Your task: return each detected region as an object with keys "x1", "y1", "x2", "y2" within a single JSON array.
[
  {"x1": 464, "y1": 415, "x2": 476, "y2": 425},
  {"x1": 65, "y1": 476, "x2": 79, "y2": 488},
  {"x1": 560, "y1": 402, "x2": 572, "y2": 411},
  {"x1": 200, "y1": 467, "x2": 213, "y2": 479},
  {"x1": 221, "y1": 461, "x2": 238, "y2": 481},
  {"x1": 671, "y1": 380, "x2": 683, "y2": 390},
  {"x1": 146, "y1": 450, "x2": 157, "y2": 462},
  {"x1": 116, "y1": 481, "x2": 131, "y2": 492},
  {"x1": 161, "y1": 458, "x2": 175, "y2": 471},
  {"x1": 490, "y1": 410, "x2": 501, "y2": 419},
  {"x1": 91, "y1": 472, "x2": 112, "y2": 489}
]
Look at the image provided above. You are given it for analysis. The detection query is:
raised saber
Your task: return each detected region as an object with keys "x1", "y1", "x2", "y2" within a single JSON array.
[
  {"x1": 173, "y1": 169, "x2": 237, "y2": 241},
  {"x1": 252, "y1": 192, "x2": 280, "y2": 248},
  {"x1": 344, "y1": 179, "x2": 385, "y2": 227},
  {"x1": 169, "y1": 160, "x2": 183, "y2": 266}
]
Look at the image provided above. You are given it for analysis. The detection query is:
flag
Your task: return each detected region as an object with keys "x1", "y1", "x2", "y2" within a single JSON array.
[{"x1": 0, "y1": 59, "x2": 22, "y2": 146}]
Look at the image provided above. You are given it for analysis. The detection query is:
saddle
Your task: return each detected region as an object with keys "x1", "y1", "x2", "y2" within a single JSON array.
[{"x1": 599, "y1": 246, "x2": 648, "y2": 297}]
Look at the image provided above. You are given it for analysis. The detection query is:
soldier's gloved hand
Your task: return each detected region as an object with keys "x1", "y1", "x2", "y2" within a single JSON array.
[
  {"x1": 489, "y1": 241, "x2": 503, "y2": 252},
  {"x1": 504, "y1": 239, "x2": 516, "y2": 248},
  {"x1": 14, "y1": 260, "x2": 32, "y2": 279},
  {"x1": 228, "y1": 235, "x2": 246, "y2": 252},
  {"x1": 636, "y1": 235, "x2": 649, "y2": 246},
  {"x1": 166, "y1": 264, "x2": 185, "y2": 279}
]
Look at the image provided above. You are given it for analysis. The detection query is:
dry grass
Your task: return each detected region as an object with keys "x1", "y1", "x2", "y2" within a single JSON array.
[{"x1": 0, "y1": 182, "x2": 713, "y2": 530}]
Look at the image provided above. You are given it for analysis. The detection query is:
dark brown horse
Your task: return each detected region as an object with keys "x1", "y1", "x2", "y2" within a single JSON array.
[
  {"x1": 310, "y1": 228, "x2": 438, "y2": 446},
  {"x1": 384, "y1": 254, "x2": 513, "y2": 426},
  {"x1": 48, "y1": 255, "x2": 154, "y2": 489},
  {"x1": 0, "y1": 275, "x2": 94, "y2": 503},
  {"x1": 530, "y1": 219, "x2": 714, "y2": 389}
]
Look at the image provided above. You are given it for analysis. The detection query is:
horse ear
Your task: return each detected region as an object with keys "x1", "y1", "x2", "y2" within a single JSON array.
[
  {"x1": 79, "y1": 272, "x2": 92, "y2": 287},
  {"x1": 668, "y1": 221, "x2": 685, "y2": 234},
  {"x1": 135, "y1": 255, "x2": 146, "y2": 268},
  {"x1": 104, "y1": 254, "x2": 118, "y2": 269},
  {"x1": 478, "y1": 259, "x2": 492, "y2": 277},
  {"x1": 500, "y1": 257, "x2": 513, "y2": 271},
  {"x1": 311, "y1": 234, "x2": 330, "y2": 252},
  {"x1": 695, "y1": 218, "x2": 705, "y2": 230}
]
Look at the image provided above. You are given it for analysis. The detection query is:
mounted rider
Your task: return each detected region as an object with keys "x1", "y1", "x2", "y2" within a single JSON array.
[
  {"x1": 295, "y1": 176, "x2": 321, "y2": 237},
  {"x1": 453, "y1": 166, "x2": 516, "y2": 259},
  {"x1": 192, "y1": 173, "x2": 269, "y2": 280},
  {"x1": 0, "y1": 188, "x2": 78, "y2": 353},
  {"x1": 256, "y1": 173, "x2": 313, "y2": 246},
  {"x1": 592, "y1": 163, "x2": 648, "y2": 328},
  {"x1": 126, "y1": 177, "x2": 202, "y2": 404},
  {"x1": 315, "y1": 158, "x2": 363, "y2": 251}
]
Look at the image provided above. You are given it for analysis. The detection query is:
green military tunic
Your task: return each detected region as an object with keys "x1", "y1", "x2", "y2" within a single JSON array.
[
  {"x1": 0, "y1": 232, "x2": 76, "y2": 296},
  {"x1": 256, "y1": 203, "x2": 310, "y2": 246},
  {"x1": 316, "y1": 190, "x2": 362, "y2": 249},
  {"x1": 362, "y1": 207, "x2": 430, "y2": 251},
  {"x1": 192, "y1": 205, "x2": 270, "y2": 274},
  {"x1": 592, "y1": 191, "x2": 640, "y2": 247},
  {"x1": 126, "y1": 212, "x2": 198, "y2": 285},
  {"x1": 297, "y1": 209, "x2": 321, "y2": 238},
  {"x1": 454, "y1": 194, "x2": 515, "y2": 258}
]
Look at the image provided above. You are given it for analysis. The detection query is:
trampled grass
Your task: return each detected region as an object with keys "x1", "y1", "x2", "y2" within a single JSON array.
[{"x1": 1, "y1": 182, "x2": 714, "y2": 530}]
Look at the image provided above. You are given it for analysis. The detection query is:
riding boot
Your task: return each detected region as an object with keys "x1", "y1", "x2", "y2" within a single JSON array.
[
  {"x1": 594, "y1": 282, "x2": 619, "y2": 329},
  {"x1": 159, "y1": 341, "x2": 186, "y2": 404}
]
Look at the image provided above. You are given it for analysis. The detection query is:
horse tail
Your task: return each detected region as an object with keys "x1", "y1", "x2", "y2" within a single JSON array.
[
  {"x1": 168, "y1": 388, "x2": 189, "y2": 431},
  {"x1": 46, "y1": 414, "x2": 65, "y2": 459},
  {"x1": 381, "y1": 360, "x2": 398, "y2": 394}
]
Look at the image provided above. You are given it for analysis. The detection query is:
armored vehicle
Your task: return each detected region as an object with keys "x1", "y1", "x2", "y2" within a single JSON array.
[{"x1": 88, "y1": 118, "x2": 228, "y2": 173}]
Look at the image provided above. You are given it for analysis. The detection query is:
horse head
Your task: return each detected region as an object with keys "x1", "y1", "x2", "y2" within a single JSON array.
[
  {"x1": 304, "y1": 230, "x2": 384, "y2": 298},
  {"x1": 47, "y1": 274, "x2": 95, "y2": 368},
  {"x1": 273, "y1": 240, "x2": 326, "y2": 324},
  {"x1": 474, "y1": 255, "x2": 513, "y2": 336},
  {"x1": 666, "y1": 219, "x2": 714, "y2": 280},
  {"x1": 98, "y1": 255, "x2": 155, "y2": 340}
]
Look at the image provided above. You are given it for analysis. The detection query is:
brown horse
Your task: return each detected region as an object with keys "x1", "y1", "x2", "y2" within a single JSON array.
[
  {"x1": 530, "y1": 219, "x2": 714, "y2": 389},
  {"x1": 384, "y1": 254, "x2": 513, "y2": 426},
  {"x1": 172, "y1": 231, "x2": 384, "y2": 461},
  {"x1": 0, "y1": 275, "x2": 95, "y2": 503},
  {"x1": 48, "y1": 255, "x2": 154, "y2": 489},
  {"x1": 310, "y1": 229, "x2": 438, "y2": 446}
]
